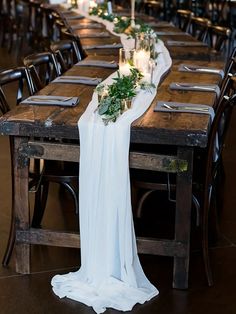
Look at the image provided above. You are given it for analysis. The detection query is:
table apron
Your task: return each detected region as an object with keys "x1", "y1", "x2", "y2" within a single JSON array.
[{"x1": 19, "y1": 140, "x2": 189, "y2": 173}]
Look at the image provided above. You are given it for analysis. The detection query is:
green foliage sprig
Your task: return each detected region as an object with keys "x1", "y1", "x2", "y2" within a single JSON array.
[
  {"x1": 89, "y1": 4, "x2": 115, "y2": 22},
  {"x1": 96, "y1": 68, "x2": 155, "y2": 125},
  {"x1": 89, "y1": 4, "x2": 158, "y2": 39}
]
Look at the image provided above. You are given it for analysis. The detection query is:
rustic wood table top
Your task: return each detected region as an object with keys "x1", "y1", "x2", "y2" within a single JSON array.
[{"x1": 0, "y1": 55, "x2": 223, "y2": 147}]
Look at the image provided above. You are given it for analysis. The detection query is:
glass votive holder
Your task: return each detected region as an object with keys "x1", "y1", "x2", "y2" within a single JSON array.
[
  {"x1": 135, "y1": 33, "x2": 150, "y2": 52},
  {"x1": 143, "y1": 59, "x2": 156, "y2": 84},
  {"x1": 96, "y1": 84, "x2": 108, "y2": 102},
  {"x1": 134, "y1": 48, "x2": 150, "y2": 74},
  {"x1": 119, "y1": 48, "x2": 135, "y2": 76},
  {"x1": 147, "y1": 32, "x2": 158, "y2": 61}
]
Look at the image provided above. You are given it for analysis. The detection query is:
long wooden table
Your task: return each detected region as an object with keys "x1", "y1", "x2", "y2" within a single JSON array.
[{"x1": 0, "y1": 7, "x2": 225, "y2": 289}]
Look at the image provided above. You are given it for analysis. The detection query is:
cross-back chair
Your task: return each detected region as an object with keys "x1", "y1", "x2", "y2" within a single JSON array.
[
  {"x1": 1, "y1": 61, "x2": 80, "y2": 266},
  {"x1": 189, "y1": 16, "x2": 211, "y2": 43},
  {"x1": 23, "y1": 51, "x2": 61, "y2": 91},
  {"x1": 60, "y1": 29, "x2": 87, "y2": 60},
  {"x1": 23, "y1": 50, "x2": 79, "y2": 225},
  {"x1": 0, "y1": 0, "x2": 27, "y2": 52},
  {"x1": 175, "y1": 9, "x2": 194, "y2": 33},
  {"x1": 50, "y1": 39, "x2": 82, "y2": 73},
  {"x1": 209, "y1": 25, "x2": 232, "y2": 59}
]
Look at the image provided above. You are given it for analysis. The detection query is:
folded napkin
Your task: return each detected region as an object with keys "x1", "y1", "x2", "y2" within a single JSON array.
[
  {"x1": 76, "y1": 59, "x2": 118, "y2": 69},
  {"x1": 166, "y1": 40, "x2": 207, "y2": 47},
  {"x1": 49, "y1": 0, "x2": 65, "y2": 3},
  {"x1": 65, "y1": 15, "x2": 84, "y2": 20},
  {"x1": 83, "y1": 43, "x2": 123, "y2": 50},
  {"x1": 71, "y1": 23, "x2": 103, "y2": 30},
  {"x1": 52, "y1": 76, "x2": 102, "y2": 85},
  {"x1": 169, "y1": 82, "x2": 220, "y2": 97},
  {"x1": 178, "y1": 64, "x2": 224, "y2": 78},
  {"x1": 154, "y1": 101, "x2": 214, "y2": 120},
  {"x1": 21, "y1": 95, "x2": 79, "y2": 107},
  {"x1": 79, "y1": 32, "x2": 111, "y2": 38},
  {"x1": 156, "y1": 31, "x2": 189, "y2": 36},
  {"x1": 148, "y1": 22, "x2": 173, "y2": 28}
]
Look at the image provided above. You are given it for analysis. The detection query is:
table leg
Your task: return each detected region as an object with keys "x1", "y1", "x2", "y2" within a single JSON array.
[
  {"x1": 173, "y1": 147, "x2": 193, "y2": 289},
  {"x1": 13, "y1": 137, "x2": 30, "y2": 274}
]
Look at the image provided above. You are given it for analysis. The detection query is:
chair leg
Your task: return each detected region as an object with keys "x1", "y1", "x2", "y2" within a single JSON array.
[
  {"x1": 2, "y1": 163, "x2": 16, "y2": 266},
  {"x1": 31, "y1": 182, "x2": 49, "y2": 228},
  {"x1": 61, "y1": 182, "x2": 79, "y2": 215},
  {"x1": 136, "y1": 190, "x2": 155, "y2": 218},
  {"x1": 202, "y1": 200, "x2": 214, "y2": 286},
  {"x1": 2, "y1": 212, "x2": 15, "y2": 266}
]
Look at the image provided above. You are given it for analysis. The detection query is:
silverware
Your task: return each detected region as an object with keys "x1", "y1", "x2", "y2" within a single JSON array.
[
  {"x1": 29, "y1": 96, "x2": 73, "y2": 102},
  {"x1": 163, "y1": 103, "x2": 209, "y2": 112},
  {"x1": 59, "y1": 77, "x2": 98, "y2": 81},
  {"x1": 175, "y1": 83, "x2": 216, "y2": 91},
  {"x1": 183, "y1": 65, "x2": 221, "y2": 74}
]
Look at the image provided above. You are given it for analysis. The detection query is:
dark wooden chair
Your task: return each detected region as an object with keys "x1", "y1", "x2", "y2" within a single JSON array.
[
  {"x1": 189, "y1": 16, "x2": 211, "y2": 43},
  {"x1": 27, "y1": 0, "x2": 44, "y2": 47},
  {"x1": 209, "y1": 25, "x2": 232, "y2": 59},
  {"x1": 0, "y1": 66, "x2": 34, "y2": 266},
  {"x1": 50, "y1": 39, "x2": 82, "y2": 73},
  {"x1": 23, "y1": 51, "x2": 79, "y2": 231},
  {"x1": 0, "y1": 0, "x2": 28, "y2": 52},
  {"x1": 60, "y1": 29, "x2": 87, "y2": 60},
  {"x1": 0, "y1": 59, "x2": 80, "y2": 265},
  {"x1": 131, "y1": 76, "x2": 236, "y2": 287},
  {"x1": 175, "y1": 9, "x2": 194, "y2": 33},
  {"x1": 23, "y1": 51, "x2": 61, "y2": 91}
]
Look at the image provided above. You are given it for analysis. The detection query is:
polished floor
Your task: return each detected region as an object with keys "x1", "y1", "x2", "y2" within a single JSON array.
[{"x1": 0, "y1": 42, "x2": 236, "y2": 314}]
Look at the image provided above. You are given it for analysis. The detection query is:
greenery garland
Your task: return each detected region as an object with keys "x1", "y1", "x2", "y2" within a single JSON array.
[
  {"x1": 89, "y1": 4, "x2": 155, "y2": 38},
  {"x1": 89, "y1": 3, "x2": 158, "y2": 125},
  {"x1": 96, "y1": 68, "x2": 155, "y2": 125}
]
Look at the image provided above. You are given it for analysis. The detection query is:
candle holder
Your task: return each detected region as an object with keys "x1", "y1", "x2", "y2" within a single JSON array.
[
  {"x1": 134, "y1": 33, "x2": 150, "y2": 74},
  {"x1": 131, "y1": 0, "x2": 135, "y2": 27},
  {"x1": 119, "y1": 48, "x2": 135, "y2": 76},
  {"x1": 121, "y1": 98, "x2": 132, "y2": 113},
  {"x1": 71, "y1": 0, "x2": 78, "y2": 8}
]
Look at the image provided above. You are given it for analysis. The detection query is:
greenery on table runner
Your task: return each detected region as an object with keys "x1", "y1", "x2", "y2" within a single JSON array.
[
  {"x1": 89, "y1": 4, "x2": 115, "y2": 22},
  {"x1": 95, "y1": 68, "x2": 155, "y2": 125},
  {"x1": 89, "y1": 4, "x2": 156, "y2": 38}
]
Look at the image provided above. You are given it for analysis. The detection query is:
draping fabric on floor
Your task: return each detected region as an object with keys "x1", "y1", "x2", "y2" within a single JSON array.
[{"x1": 52, "y1": 6, "x2": 172, "y2": 314}]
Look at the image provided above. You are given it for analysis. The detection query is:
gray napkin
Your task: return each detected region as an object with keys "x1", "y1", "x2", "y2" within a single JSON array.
[
  {"x1": 76, "y1": 59, "x2": 118, "y2": 68},
  {"x1": 156, "y1": 31, "x2": 189, "y2": 36},
  {"x1": 169, "y1": 82, "x2": 220, "y2": 97},
  {"x1": 79, "y1": 32, "x2": 111, "y2": 38},
  {"x1": 21, "y1": 95, "x2": 79, "y2": 106},
  {"x1": 65, "y1": 15, "x2": 84, "y2": 20},
  {"x1": 178, "y1": 64, "x2": 224, "y2": 78},
  {"x1": 148, "y1": 22, "x2": 173, "y2": 28},
  {"x1": 71, "y1": 23, "x2": 103, "y2": 30},
  {"x1": 83, "y1": 43, "x2": 123, "y2": 50},
  {"x1": 154, "y1": 101, "x2": 214, "y2": 120},
  {"x1": 52, "y1": 76, "x2": 102, "y2": 85},
  {"x1": 166, "y1": 40, "x2": 207, "y2": 47}
]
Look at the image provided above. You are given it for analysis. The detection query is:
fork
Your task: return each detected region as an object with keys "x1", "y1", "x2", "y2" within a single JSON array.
[
  {"x1": 59, "y1": 76, "x2": 99, "y2": 81},
  {"x1": 175, "y1": 83, "x2": 216, "y2": 91},
  {"x1": 163, "y1": 103, "x2": 209, "y2": 112},
  {"x1": 30, "y1": 96, "x2": 73, "y2": 102},
  {"x1": 183, "y1": 65, "x2": 221, "y2": 74}
]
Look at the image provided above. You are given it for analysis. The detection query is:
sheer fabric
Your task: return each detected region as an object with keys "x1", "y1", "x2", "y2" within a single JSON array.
[{"x1": 52, "y1": 42, "x2": 172, "y2": 313}]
